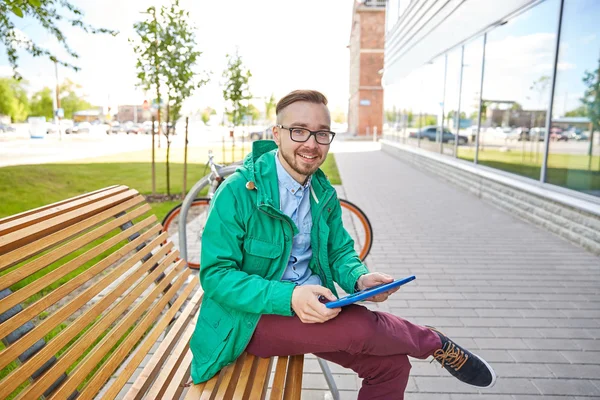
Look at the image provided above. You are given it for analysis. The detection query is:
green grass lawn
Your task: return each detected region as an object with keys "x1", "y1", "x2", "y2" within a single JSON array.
[
  {"x1": 457, "y1": 148, "x2": 600, "y2": 193},
  {"x1": 0, "y1": 155, "x2": 341, "y2": 222}
]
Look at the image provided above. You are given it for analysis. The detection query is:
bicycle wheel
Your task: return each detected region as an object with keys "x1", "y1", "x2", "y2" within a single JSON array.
[
  {"x1": 339, "y1": 199, "x2": 373, "y2": 262},
  {"x1": 162, "y1": 198, "x2": 210, "y2": 269}
]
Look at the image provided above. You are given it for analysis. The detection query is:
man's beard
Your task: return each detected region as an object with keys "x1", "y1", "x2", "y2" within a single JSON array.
[{"x1": 280, "y1": 147, "x2": 322, "y2": 178}]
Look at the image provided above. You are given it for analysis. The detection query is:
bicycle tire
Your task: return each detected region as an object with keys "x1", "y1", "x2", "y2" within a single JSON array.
[
  {"x1": 162, "y1": 197, "x2": 211, "y2": 270},
  {"x1": 162, "y1": 196, "x2": 373, "y2": 268},
  {"x1": 339, "y1": 199, "x2": 373, "y2": 262}
]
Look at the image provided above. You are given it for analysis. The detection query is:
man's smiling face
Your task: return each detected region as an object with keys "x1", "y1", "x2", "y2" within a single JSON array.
[{"x1": 273, "y1": 101, "x2": 331, "y2": 184}]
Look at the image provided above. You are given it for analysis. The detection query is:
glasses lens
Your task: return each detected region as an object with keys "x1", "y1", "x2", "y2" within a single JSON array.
[
  {"x1": 291, "y1": 128, "x2": 310, "y2": 141},
  {"x1": 315, "y1": 131, "x2": 333, "y2": 144}
]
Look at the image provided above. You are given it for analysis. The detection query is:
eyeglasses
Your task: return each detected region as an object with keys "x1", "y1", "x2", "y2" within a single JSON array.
[{"x1": 276, "y1": 125, "x2": 336, "y2": 145}]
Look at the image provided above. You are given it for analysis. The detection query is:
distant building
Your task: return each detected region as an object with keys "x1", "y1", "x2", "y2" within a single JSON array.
[
  {"x1": 73, "y1": 107, "x2": 104, "y2": 123},
  {"x1": 117, "y1": 105, "x2": 157, "y2": 123},
  {"x1": 348, "y1": 0, "x2": 385, "y2": 136}
]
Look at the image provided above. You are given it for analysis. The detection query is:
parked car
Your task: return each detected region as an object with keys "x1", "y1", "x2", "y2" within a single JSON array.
[
  {"x1": 409, "y1": 126, "x2": 468, "y2": 144},
  {"x1": 126, "y1": 123, "x2": 144, "y2": 134},
  {"x1": 65, "y1": 122, "x2": 91, "y2": 134},
  {"x1": 108, "y1": 122, "x2": 125, "y2": 134},
  {"x1": 550, "y1": 127, "x2": 569, "y2": 141},
  {"x1": 249, "y1": 126, "x2": 274, "y2": 141},
  {"x1": 565, "y1": 128, "x2": 589, "y2": 141},
  {"x1": 0, "y1": 123, "x2": 16, "y2": 133}
]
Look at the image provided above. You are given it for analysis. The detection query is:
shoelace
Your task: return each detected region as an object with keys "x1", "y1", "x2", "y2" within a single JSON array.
[{"x1": 433, "y1": 342, "x2": 469, "y2": 371}]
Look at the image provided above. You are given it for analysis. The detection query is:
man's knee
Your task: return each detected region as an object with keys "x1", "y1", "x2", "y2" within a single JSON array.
[{"x1": 355, "y1": 354, "x2": 411, "y2": 382}]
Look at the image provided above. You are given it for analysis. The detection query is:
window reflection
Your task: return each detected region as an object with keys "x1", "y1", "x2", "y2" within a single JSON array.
[
  {"x1": 479, "y1": 0, "x2": 560, "y2": 180},
  {"x1": 548, "y1": 0, "x2": 600, "y2": 196}
]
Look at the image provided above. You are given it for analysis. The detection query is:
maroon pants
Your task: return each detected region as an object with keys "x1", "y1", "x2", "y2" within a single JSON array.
[{"x1": 245, "y1": 305, "x2": 442, "y2": 399}]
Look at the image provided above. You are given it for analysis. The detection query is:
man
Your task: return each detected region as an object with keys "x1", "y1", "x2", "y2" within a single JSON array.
[{"x1": 190, "y1": 90, "x2": 496, "y2": 398}]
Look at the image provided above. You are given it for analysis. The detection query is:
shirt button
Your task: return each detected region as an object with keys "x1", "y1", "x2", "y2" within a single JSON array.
[
  {"x1": 284, "y1": 235, "x2": 289, "y2": 241},
  {"x1": 247, "y1": 321, "x2": 252, "y2": 327}
]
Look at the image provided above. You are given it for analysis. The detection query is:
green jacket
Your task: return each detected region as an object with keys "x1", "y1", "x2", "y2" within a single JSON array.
[{"x1": 190, "y1": 140, "x2": 369, "y2": 383}]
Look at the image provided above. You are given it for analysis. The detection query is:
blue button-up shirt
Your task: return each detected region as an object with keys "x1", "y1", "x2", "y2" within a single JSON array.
[{"x1": 275, "y1": 153, "x2": 322, "y2": 286}]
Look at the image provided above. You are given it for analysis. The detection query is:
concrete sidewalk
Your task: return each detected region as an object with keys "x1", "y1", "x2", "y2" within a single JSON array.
[{"x1": 301, "y1": 147, "x2": 600, "y2": 399}]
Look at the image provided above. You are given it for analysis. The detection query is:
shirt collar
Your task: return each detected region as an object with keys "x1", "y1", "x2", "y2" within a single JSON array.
[{"x1": 275, "y1": 151, "x2": 311, "y2": 195}]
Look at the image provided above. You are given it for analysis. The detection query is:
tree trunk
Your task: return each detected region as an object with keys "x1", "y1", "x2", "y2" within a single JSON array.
[
  {"x1": 166, "y1": 102, "x2": 171, "y2": 196},
  {"x1": 183, "y1": 117, "x2": 189, "y2": 197},
  {"x1": 151, "y1": 115, "x2": 156, "y2": 195}
]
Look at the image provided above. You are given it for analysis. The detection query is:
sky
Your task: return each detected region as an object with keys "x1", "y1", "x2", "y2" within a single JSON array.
[
  {"x1": 0, "y1": 0, "x2": 355, "y2": 116},
  {"x1": 383, "y1": 0, "x2": 600, "y2": 119}
]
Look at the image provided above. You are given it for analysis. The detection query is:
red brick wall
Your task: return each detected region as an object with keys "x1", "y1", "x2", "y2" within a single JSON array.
[
  {"x1": 360, "y1": 52, "x2": 383, "y2": 87},
  {"x1": 357, "y1": 89, "x2": 383, "y2": 136},
  {"x1": 360, "y1": 12, "x2": 385, "y2": 49}
]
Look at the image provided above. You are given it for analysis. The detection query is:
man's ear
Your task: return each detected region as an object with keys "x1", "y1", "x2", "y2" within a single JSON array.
[{"x1": 273, "y1": 125, "x2": 281, "y2": 146}]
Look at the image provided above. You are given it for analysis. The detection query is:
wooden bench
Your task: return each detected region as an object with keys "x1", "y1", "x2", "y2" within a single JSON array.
[{"x1": 0, "y1": 185, "x2": 304, "y2": 399}]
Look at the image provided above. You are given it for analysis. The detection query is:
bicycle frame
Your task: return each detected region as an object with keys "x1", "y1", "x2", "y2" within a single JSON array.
[{"x1": 178, "y1": 153, "x2": 240, "y2": 264}]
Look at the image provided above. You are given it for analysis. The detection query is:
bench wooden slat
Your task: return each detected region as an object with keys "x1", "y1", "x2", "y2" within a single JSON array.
[
  {"x1": 17, "y1": 254, "x2": 186, "y2": 400},
  {"x1": 73, "y1": 264, "x2": 193, "y2": 400},
  {"x1": 199, "y1": 374, "x2": 218, "y2": 400},
  {"x1": 0, "y1": 232, "x2": 170, "y2": 381},
  {"x1": 0, "y1": 188, "x2": 139, "y2": 254},
  {"x1": 0, "y1": 213, "x2": 155, "y2": 318},
  {"x1": 0, "y1": 185, "x2": 121, "y2": 227},
  {"x1": 0, "y1": 194, "x2": 147, "y2": 272},
  {"x1": 125, "y1": 284, "x2": 204, "y2": 400},
  {"x1": 283, "y1": 355, "x2": 304, "y2": 400},
  {"x1": 0, "y1": 185, "x2": 130, "y2": 237},
  {"x1": 233, "y1": 353, "x2": 259, "y2": 400},
  {"x1": 104, "y1": 277, "x2": 200, "y2": 400},
  {"x1": 0, "y1": 236, "x2": 173, "y2": 399},
  {"x1": 143, "y1": 291, "x2": 199, "y2": 399},
  {"x1": 270, "y1": 356, "x2": 289, "y2": 400},
  {"x1": 0, "y1": 223, "x2": 162, "y2": 341},
  {"x1": 214, "y1": 360, "x2": 240, "y2": 399},
  {"x1": 0, "y1": 202, "x2": 151, "y2": 289},
  {"x1": 250, "y1": 357, "x2": 274, "y2": 400},
  {"x1": 163, "y1": 349, "x2": 194, "y2": 400},
  {"x1": 184, "y1": 381, "x2": 206, "y2": 400}
]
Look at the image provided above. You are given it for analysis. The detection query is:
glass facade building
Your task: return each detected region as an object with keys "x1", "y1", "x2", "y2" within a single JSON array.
[{"x1": 383, "y1": 0, "x2": 600, "y2": 198}]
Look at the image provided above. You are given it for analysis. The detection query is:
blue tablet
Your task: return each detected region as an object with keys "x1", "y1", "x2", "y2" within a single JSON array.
[{"x1": 324, "y1": 275, "x2": 416, "y2": 308}]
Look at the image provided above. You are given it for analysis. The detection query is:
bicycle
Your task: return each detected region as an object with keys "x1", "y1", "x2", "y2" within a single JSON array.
[{"x1": 162, "y1": 150, "x2": 373, "y2": 270}]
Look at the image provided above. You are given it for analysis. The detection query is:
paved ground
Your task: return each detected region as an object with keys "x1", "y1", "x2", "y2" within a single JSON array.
[{"x1": 299, "y1": 146, "x2": 600, "y2": 399}]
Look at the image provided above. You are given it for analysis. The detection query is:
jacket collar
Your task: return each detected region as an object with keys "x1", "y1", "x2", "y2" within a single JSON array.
[{"x1": 237, "y1": 140, "x2": 334, "y2": 212}]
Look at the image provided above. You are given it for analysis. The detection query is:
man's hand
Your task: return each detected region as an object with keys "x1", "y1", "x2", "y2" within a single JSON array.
[
  {"x1": 356, "y1": 272, "x2": 398, "y2": 303},
  {"x1": 291, "y1": 285, "x2": 341, "y2": 323}
]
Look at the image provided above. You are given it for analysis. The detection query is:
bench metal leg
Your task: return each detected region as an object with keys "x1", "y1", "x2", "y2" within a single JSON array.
[{"x1": 317, "y1": 357, "x2": 340, "y2": 400}]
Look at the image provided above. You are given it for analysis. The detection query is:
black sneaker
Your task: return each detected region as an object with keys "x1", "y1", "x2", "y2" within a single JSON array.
[{"x1": 427, "y1": 326, "x2": 497, "y2": 388}]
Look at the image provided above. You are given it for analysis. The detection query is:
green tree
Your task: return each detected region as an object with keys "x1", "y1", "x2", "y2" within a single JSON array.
[
  {"x1": 385, "y1": 106, "x2": 397, "y2": 123},
  {"x1": 0, "y1": 77, "x2": 29, "y2": 121},
  {"x1": 59, "y1": 79, "x2": 91, "y2": 119},
  {"x1": 30, "y1": 87, "x2": 54, "y2": 119},
  {"x1": 161, "y1": 0, "x2": 207, "y2": 196},
  {"x1": 132, "y1": 5, "x2": 165, "y2": 195},
  {"x1": 565, "y1": 105, "x2": 587, "y2": 117},
  {"x1": 1, "y1": 0, "x2": 117, "y2": 80},
  {"x1": 264, "y1": 93, "x2": 276, "y2": 122},
  {"x1": 201, "y1": 107, "x2": 216, "y2": 125},
  {"x1": 132, "y1": 0, "x2": 207, "y2": 196},
  {"x1": 222, "y1": 51, "x2": 252, "y2": 127},
  {"x1": 581, "y1": 57, "x2": 600, "y2": 160}
]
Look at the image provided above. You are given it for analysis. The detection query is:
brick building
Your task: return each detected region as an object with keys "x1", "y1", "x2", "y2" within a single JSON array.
[{"x1": 348, "y1": 0, "x2": 385, "y2": 136}]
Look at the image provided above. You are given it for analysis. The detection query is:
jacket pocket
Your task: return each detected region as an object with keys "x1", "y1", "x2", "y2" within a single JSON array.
[
  {"x1": 192, "y1": 300, "x2": 234, "y2": 363},
  {"x1": 243, "y1": 238, "x2": 283, "y2": 274}
]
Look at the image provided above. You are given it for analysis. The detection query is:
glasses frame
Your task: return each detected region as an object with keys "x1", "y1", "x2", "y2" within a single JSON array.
[{"x1": 276, "y1": 124, "x2": 336, "y2": 145}]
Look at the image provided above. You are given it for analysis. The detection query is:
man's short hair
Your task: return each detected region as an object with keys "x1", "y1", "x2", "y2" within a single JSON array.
[{"x1": 276, "y1": 90, "x2": 328, "y2": 123}]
